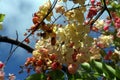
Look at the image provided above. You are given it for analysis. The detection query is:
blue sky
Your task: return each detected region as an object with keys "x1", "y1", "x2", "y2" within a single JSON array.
[{"x1": 0, "y1": 0, "x2": 48, "y2": 79}]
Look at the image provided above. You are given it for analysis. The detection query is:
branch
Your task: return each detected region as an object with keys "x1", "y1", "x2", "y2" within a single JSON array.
[
  {"x1": 90, "y1": 0, "x2": 112, "y2": 25},
  {"x1": 0, "y1": 35, "x2": 34, "y2": 53}
]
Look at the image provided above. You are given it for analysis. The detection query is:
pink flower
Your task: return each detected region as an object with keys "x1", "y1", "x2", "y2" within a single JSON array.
[
  {"x1": 103, "y1": 26, "x2": 109, "y2": 31},
  {"x1": 96, "y1": 2, "x2": 101, "y2": 6},
  {"x1": 117, "y1": 29, "x2": 120, "y2": 38},
  {"x1": 35, "y1": 66, "x2": 41, "y2": 73},
  {"x1": 105, "y1": 20, "x2": 111, "y2": 24},
  {"x1": 39, "y1": 48, "x2": 48, "y2": 54},
  {"x1": 87, "y1": 6, "x2": 97, "y2": 18},
  {"x1": 91, "y1": 0, "x2": 95, "y2": 5},
  {"x1": 8, "y1": 73, "x2": 16, "y2": 80},
  {"x1": 0, "y1": 71, "x2": 4, "y2": 80},
  {"x1": 115, "y1": 22, "x2": 120, "y2": 29},
  {"x1": 51, "y1": 62, "x2": 59, "y2": 70},
  {"x1": 114, "y1": 17, "x2": 120, "y2": 29}
]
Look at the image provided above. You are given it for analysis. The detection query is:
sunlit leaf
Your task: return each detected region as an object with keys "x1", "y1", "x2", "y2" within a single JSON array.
[
  {"x1": 0, "y1": 14, "x2": 5, "y2": 22},
  {"x1": 91, "y1": 60, "x2": 103, "y2": 74},
  {"x1": 0, "y1": 22, "x2": 3, "y2": 30},
  {"x1": 102, "y1": 63, "x2": 115, "y2": 79},
  {"x1": 0, "y1": 14, "x2": 5, "y2": 30},
  {"x1": 81, "y1": 62, "x2": 91, "y2": 72}
]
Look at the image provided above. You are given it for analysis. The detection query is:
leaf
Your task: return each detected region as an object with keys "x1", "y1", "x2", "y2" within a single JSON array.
[
  {"x1": 102, "y1": 63, "x2": 115, "y2": 79},
  {"x1": 81, "y1": 62, "x2": 91, "y2": 72},
  {"x1": 90, "y1": 60, "x2": 120, "y2": 79},
  {"x1": 115, "y1": 67, "x2": 120, "y2": 79},
  {"x1": 68, "y1": 73, "x2": 81, "y2": 80},
  {"x1": 0, "y1": 22, "x2": 3, "y2": 30},
  {"x1": 25, "y1": 73, "x2": 46, "y2": 80},
  {"x1": 0, "y1": 14, "x2": 5, "y2": 30},
  {"x1": 0, "y1": 14, "x2": 5, "y2": 22},
  {"x1": 90, "y1": 60, "x2": 103, "y2": 74},
  {"x1": 47, "y1": 70, "x2": 65, "y2": 80}
]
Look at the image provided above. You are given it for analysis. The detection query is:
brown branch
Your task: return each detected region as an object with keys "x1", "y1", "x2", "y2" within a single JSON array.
[{"x1": 0, "y1": 35, "x2": 34, "y2": 53}]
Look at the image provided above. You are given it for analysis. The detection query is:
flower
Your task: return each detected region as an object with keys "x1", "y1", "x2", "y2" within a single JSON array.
[
  {"x1": 55, "y1": 5, "x2": 65, "y2": 14},
  {"x1": 0, "y1": 61, "x2": 4, "y2": 70},
  {"x1": 96, "y1": 35, "x2": 113, "y2": 48},
  {"x1": 116, "y1": 29, "x2": 120, "y2": 38},
  {"x1": 94, "y1": 19, "x2": 104, "y2": 30},
  {"x1": 87, "y1": 6, "x2": 98, "y2": 18},
  {"x1": 0, "y1": 71, "x2": 4, "y2": 80},
  {"x1": 114, "y1": 17, "x2": 120, "y2": 29},
  {"x1": 8, "y1": 73, "x2": 16, "y2": 80}
]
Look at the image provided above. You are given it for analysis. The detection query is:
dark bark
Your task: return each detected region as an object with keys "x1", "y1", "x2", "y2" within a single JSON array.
[{"x1": 0, "y1": 35, "x2": 34, "y2": 53}]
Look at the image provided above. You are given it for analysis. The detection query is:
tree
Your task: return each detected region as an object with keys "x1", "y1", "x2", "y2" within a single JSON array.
[{"x1": 1, "y1": 0, "x2": 120, "y2": 80}]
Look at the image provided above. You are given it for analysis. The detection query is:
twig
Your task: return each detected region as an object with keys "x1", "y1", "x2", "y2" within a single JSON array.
[{"x1": 0, "y1": 35, "x2": 34, "y2": 53}]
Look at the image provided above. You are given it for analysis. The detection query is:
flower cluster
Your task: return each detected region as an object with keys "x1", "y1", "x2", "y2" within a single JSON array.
[
  {"x1": 96, "y1": 35, "x2": 113, "y2": 48},
  {"x1": 24, "y1": 23, "x2": 94, "y2": 74},
  {"x1": 23, "y1": 0, "x2": 103, "y2": 75},
  {"x1": 87, "y1": 0, "x2": 102, "y2": 19},
  {"x1": 23, "y1": 0, "x2": 120, "y2": 75},
  {"x1": 33, "y1": 0, "x2": 52, "y2": 23}
]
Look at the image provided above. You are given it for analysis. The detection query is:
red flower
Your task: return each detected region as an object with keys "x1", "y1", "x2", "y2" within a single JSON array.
[
  {"x1": 68, "y1": 63, "x2": 78, "y2": 74},
  {"x1": 0, "y1": 62, "x2": 4, "y2": 69}
]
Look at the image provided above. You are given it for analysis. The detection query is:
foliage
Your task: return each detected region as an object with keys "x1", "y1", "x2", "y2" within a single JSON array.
[
  {"x1": 25, "y1": 60, "x2": 120, "y2": 80},
  {"x1": 0, "y1": 14, "x2": 5, "y2": 30},
  {"x1": 26, "y1": 73, "x2": 46, "y2": 80}
]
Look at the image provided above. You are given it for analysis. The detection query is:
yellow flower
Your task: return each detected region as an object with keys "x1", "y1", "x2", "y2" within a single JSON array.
[
  {"x1": 98, "y1": 35, "x2": 113, "y2": 47},
  {"x1": 32, "y1": 50, "x2": 41, "y2": 58},
  {"x1": 94, "y1": 19, "x2": 104, "y2": 30}
]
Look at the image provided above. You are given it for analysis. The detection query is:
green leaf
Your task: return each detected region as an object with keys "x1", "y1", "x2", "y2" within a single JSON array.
[
  {"x1": 68, "y1": 73, "x2": 81, "y2": 80},
  {"x1": 47, "y1": 70, "x2": 64, "y2": 80},
  {"x1": 81, "y1": 62, "x2": 91, "y2": 72},
  {"x1": 90, "y1": 60, "x2": 103, "y2": 74},
  {"x1": 25, "y1": 73, "x2": 46, "y2": 80},
  {"x1": 90, "y1": 60, "x2": 120, "y2": 79},
  {"x1": 73, "y1": 71, "x2": 82, "y2": 79},
  {"x1": 0, "y1": 14, "x2": 5, "y2": 22},
  {"x1": 0, "y1": 22, "x2": 3, "y2": 30},
  {"x1": 115, "y1": 67, "x2": 120, "y2": 79},
  {"x1": 0, "y1": 13, "x2": 5, "y2": 30},
  {"x1": 114, "y1": 36, "x2": 120, "y2": 47},
  {"x1": 102, "y1": 63, "x2": 115, "y2": 79}
]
